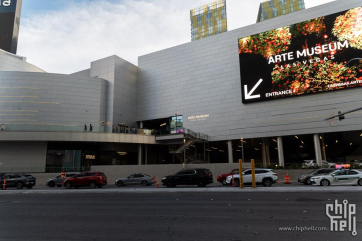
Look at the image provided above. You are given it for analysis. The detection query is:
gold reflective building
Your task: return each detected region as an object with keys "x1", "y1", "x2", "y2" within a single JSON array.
[
  {"x1": 257, "y1": 0, "x2": 305, "y2": 22},
  {"x1": 190, "y1": 0, "x2": 227, "y2": 41}
]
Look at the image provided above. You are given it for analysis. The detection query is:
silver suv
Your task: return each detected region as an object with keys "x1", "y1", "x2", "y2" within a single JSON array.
[
  {"x1": 225, "y1": 169, "x2": 278, "y2": 187},
  {"x1": 46, "y1": 172, "x2": 79, "y2": 187}
]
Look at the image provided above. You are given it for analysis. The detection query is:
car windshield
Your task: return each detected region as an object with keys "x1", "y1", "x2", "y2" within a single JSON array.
[{"x1": 308, "y1": 170, "x2": 317, "y2": 174}]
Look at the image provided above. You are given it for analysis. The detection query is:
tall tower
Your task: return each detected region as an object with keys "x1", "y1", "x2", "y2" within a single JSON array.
[
  {"x1": 190, "y1": 0, "x2": 227, "y2": 41},
  {"x1": 257, "y1": 0, "x2": 305, "y2": 23},
  {"x1": 0, "y1": 0, "x2": 22, "y2": 54}
]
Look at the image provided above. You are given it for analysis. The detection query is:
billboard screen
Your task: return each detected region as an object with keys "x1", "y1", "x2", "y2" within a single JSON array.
[
  {"x1": 239, "y1": 7, "x2": 362, "y2": 104},
  {"x1": 0, "y1": 0, "x2": 19, "y2": 54}
]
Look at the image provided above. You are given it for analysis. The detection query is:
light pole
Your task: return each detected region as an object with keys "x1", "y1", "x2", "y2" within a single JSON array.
[{"x1": 241, "y1": 138, "x2": 245, "y2": 163}]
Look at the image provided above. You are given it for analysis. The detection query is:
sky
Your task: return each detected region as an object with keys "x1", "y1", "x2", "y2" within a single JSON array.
[{"x1": 18, "y1": 0, "x2": 336, "y2": 74}]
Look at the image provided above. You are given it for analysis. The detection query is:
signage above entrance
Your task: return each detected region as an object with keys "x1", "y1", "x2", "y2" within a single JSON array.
[{"x1": 239, "y1": 6, "x2": 362, "y2": 104}]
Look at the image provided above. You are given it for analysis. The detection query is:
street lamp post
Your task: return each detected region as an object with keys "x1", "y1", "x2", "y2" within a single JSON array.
[{"x1": 241, "y1": 138, "x2": 245, "y2": 163}]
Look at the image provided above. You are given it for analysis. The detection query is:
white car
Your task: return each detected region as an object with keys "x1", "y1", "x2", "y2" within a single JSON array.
[
  {"x1": 225, "y1": 168, "x2": 278, "y2": 187},
  {"x1": 302, "y1": 160, "x2": 336, "y2": 168},
  {"x1": 310, "y1": 169, "x2": 362, "y2": 186}
]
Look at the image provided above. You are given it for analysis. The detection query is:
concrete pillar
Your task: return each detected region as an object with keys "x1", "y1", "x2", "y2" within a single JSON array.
[
  {"x1": 262, "y1": 139, "x2": 267, "y2": 167},
  {"x1": 320, "y1": 134, "x2": 327, "y2": 161},
  {"x1": 138, "y1": 144, "x2": 142, "y2": 165},
  {"x1": 265, "y1": 138, "x2": 271, "y2": 165},
  {"x1": 313, "y1": 134, "x2": 323, "y2": 166},
  {"x1": 145, "y1": 145, "x2": 148, "y2": 165},
  {"x1": 228, "y1": 140, "x2": 233, "y2": 163},
  {"x1": 277, "y1": 136, "x2": 285, "y2": 167}
]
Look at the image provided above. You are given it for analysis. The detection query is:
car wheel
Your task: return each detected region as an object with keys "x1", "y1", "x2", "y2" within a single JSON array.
[
  {"x1": 117, "y1": 181, "x2": 124, "y2": 187},
  {"x1": 197, "y1": 180, "x2": 205, "y2": 187},
  {"x1": 358, "y1": 179, "x2": 362, "y2": 186},
  {"x1": 320, "y1": 179, "x2": 330, "y2": 186},
  {"x1": 305, "y1": 178, "x2": 311, "y2": 185},
  {"x1": 16, "y1": 183, "x2": 23, "y2": 189},
  {"x1": 221, "y1": 178, "x2": 227, "y2": 185},
  {"x1": 89, "y1": 181, "x2": 97, "y2": 189},
  {"x1": 141, "y1": 180, "x2": 148, "y2": 186},
  {"x1": 97, "y1": 184, "x2": 103, "y2": 188},
  {"x1": 262, "y1": 178, "x2": 273, "y2": 187},
  {"x1": 65, "y1": 182, "x2": 72, "y2": 189},
  {"x1": 26, "y1": 186, "x2": 33, "y2": 189},
  {"x1": 48, "y1": 181, "x2": 55, "y2": 188}
]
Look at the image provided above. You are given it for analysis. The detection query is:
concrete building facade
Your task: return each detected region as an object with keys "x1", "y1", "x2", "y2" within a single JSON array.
[{"x1": 0, "y1": 0, "x2": 362, "y2": 174}]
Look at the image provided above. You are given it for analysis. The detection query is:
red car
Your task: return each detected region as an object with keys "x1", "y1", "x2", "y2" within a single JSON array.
[
  {"x1": 217, "y1": 169, "x2": 240, "y2": 185},
  {"x1": 62, "y1": 172, "x2": 107, "y2": 189}
]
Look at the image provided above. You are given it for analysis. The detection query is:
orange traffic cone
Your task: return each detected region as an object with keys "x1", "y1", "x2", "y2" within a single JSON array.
[
  {"x1": 2, "y1": 177, "x2": 6, "y2": 190},
  {"x1": 284, "y1": 173, "x2": 291, "y2": 184},
  {"x1": 154, "y1": 176, "x2": 160, "y2": 188}
]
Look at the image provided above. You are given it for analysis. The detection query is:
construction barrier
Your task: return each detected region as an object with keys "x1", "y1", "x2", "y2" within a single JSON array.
[
  {"x1": 284, "y1": 173, "x2": 291, "y2": 184},
  {"x1": 2, "y1": 177, "x2": 6, "y2": 190},
  {"x1": 232, "y1": 173, "x2": 235, "y2": 187},
  {"x1": 153, "y1": 176, "x2": 160, "y2": 188}
]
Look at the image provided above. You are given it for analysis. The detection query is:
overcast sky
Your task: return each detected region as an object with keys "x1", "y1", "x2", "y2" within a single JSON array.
[{"x1": 18, "y1": 0, "x2": 336, "y2": 74}]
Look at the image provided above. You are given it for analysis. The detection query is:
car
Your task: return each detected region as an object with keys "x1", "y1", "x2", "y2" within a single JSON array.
[
  {"x1": 310, "y1": 169, "x2": 362, "y2": 186},
  {"x1": 302, "y1": 160, "x2": 336, "y2": 168},
  {"x1": 62, "y1": 172, "x2": 107, "y2": 189},
  {"x1": 0, "y1": 173, "x2": 36, "y2": 189},
  {"x1": 46, "y1": 172, "x2": 80, "y2": 187},
  {"x1": 225, "y1": 169, "x2": 278, "y2": 187},
  {"x1": 162, "y1": 168, "x2": 213, "y2": 187},
  {"x1": 217, "y1": 169, "x2": 239, "y2": 185},
  {"x1": 115, "y1": 173, "x2": 155, "y2": 187},
  {"x1": 298, "y1": 168, "x2": 335, "y2": 185}
]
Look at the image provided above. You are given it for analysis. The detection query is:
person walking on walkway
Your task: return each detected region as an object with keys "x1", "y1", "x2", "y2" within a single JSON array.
[
  {"x1": 84, "y1": 124, "x2": 87, "y2": 132},
  {"x1": 90, "y1": 124, "x2": 93, "y2": 132},
  {"x1": 1, "y1": 124, "x2": 4, "y2": 131}
]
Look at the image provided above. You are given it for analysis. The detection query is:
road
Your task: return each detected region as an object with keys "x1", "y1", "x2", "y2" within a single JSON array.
[{"x1": 0, "y1": 192, "x2": 360, "y2": 241}]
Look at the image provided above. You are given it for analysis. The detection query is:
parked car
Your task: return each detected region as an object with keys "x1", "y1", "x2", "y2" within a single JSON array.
[
  {"x1": 302, "y1": 160, "x2": 336, "y2": 168},
  {"x1": 46, "y1": 172, "x2": 80, "y2": 187},
  {"x1": 162, "y1": 168, "x2": 213, "y2": 187},
  {"x1": 62, "y1": 172, "x2": 107, "y2": 189},
  {"x1": 225, "y1": 169, "x2": 278, "y2": 187},
  {"x1": 310, "y1": 169, "x2": 362, "y2": 186},
  {"x1": 298, "y1": 168, "x2": 335, "y2": 185},
  {"x1": 115, "y1": 173, "x2": 155, "y2": 187},
  {"x1": 0, "y1": 173, "x2": 36, "y2": 189},
  {"x1": 217, "y1": 169, "x2": 240, "y2": 185}
]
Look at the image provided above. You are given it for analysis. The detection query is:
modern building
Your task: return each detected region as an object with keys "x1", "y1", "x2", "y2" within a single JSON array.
[
  {"x1": 0, "y1": 0, "x2": 22, "y2": 54},
  {"x1": 190, "y1": 0, "x2": 227, "y2": 41},
  {"x1": 0, "y1": 0, "x2": 362, "y2": 176},
  {"x1": 256, "y1": 0, "x2": 305, "y2": 22}
]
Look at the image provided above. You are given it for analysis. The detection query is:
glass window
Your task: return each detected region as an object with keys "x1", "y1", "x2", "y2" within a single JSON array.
[
  {"x1": 244, "y1": 170, "x2": 252, "y2": 175},
  {"x1": 76, "y1": 173, "x2": 85, "y2": 177},
  {"x1": 348, "y1": 171, "x2": 359, "y2": 175},
  {"x1": 177, "y1": 170, "x2": 187, "y2": 175},
  {"x1": 186, "y1": 170, "x2": 196, "y2": 175},
  {"x1": 134, "y1": 174, "x2": 144, "y2": 178},
  {"x1": 85, "y1": 173, "x2": 95, "y2": 177},
  {"x1": 170, "y1": 116, "x2": 183, "y2": 134},
  {"x1": 232, "y1": 169, "x2": 239, "y2": 174}
]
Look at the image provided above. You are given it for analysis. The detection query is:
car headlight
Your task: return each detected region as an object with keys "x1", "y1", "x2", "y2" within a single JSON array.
[
  {"x1": 162, "y1": 177, "x2": 166, "y2": 179},
  {"x1": 313, "y1": 177, "x2": 320, "y2": 180}
]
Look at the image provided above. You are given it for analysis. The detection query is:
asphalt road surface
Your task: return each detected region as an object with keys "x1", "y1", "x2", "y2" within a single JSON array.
[{"x1": 0, "y1": 192, "x2": 361, "y2": 241}]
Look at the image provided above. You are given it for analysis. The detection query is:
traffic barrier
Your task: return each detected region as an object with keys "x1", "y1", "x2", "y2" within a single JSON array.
[
  {"x1": 284, "y1": 174, "x2": 291, "y2": 184},
  {"x1": 153, "y1": 176, "x2": 160, "y2": 188},
  {"x1": 2, "y1": 177, "x2": 6, "y2": 190}
]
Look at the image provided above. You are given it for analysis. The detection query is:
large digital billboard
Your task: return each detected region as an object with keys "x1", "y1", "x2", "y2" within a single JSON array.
[
  {"x1": 239, "y1": 7, "x2": 362, "y2": 104},
  {"x1": 0, "y1": 0, "x2": 21, "y2": 54}
]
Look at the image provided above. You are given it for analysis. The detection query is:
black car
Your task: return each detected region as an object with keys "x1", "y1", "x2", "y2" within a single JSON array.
[
  {"x1": 161, "y1": 168, "x2": 213, "y2": 187},
  {"x1": 298, "y1": 168, "x2": 335, "y2": 185},
  {"x1": 0, "y1": 173, "x2": 36, "y2": 189}
]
